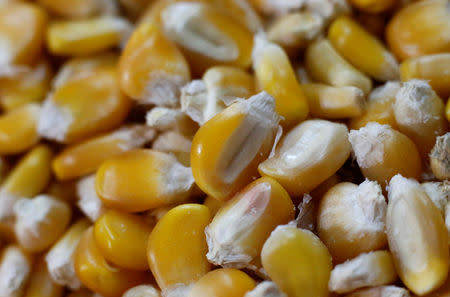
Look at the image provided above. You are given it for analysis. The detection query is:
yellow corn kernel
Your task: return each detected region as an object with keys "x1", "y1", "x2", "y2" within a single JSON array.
[
  {"x1": 318, "y1": 180, "x2": 387, "y2": 263},
  {"x1": 329, "y1": 251, "x2": 397, "y2": 294},
  {"x1": 305, "y1": 39, "x2": 372, "y2": 95},
  {"x1": 46, "y1": 219, "x2": 91, "y2": 290},
  {"x1": 259, "y1": 119, "x2": 351, "y2": 196},
  {"x1": 0, "y1": 2, "x2": 46, "y2": 66},
  {"x1": 387, "y1": 175, "x2": 449, "y2": 295},
  {"x1": 191, "y1": 92, "x2": 280, "y2": 200},
  {"x1": 203, "y1": 196, "x2": 225, "y2": 217},
  {"x1": 267, "y1": 12, "x2": 324, "y2": 55},
  {"x1": 249, "y1": 0, "x2": 303, "y2": 16},
  {"x1": 252, "y1": 37, "x2": 309, "y2": 128},
  {"x1": 0, "y1": 103, "x2": 40, "y2": 155},
  {"x1": 206, "y1": 177, "x2": 295, "y2": 271},
  {"x1": 37, "y1": 0, "x2": 117, "y2": 18},
  {"x1": 187, "y1": 268, "x2": 255, "y2": 297},
  {"x1": 211, "y1": 0, "x2": 263, "y2": 33},
  {"x1": 14, "y1": 195, "x2": 72, "y2": 253},
  {"x1": 349, "y1": 122, "x2": 421, "y2": 188},
  {"x1": 138, "y1": 0, "x2": 206, "y2": 26},
  {"x1": 147, "y1": 204, "x2": 211, "y2": 296},
  {"x1": 304, "y1": 0, "x2": 351, "y2": 24},
  {"x1": 349, "y1": 81, "x2": 400, "y2": 130},
  {"x1": 123, "y1": 285, "x2": 161, "y2": 297},
  {"x1": 261, "y1": 225, "x2": 332, "y2": 297},
  {"x1": 386, "y1": 0, "x2": 450, "y2": 61},
  {"x1": 393, "y1": 80, "x2": 448, "y2": 159},
  {"x1": 420, "y1": 275, "x2": 450, "y2": 297},
  {"x1": 0, "y1": 245, "x2": 33, "y2": 297},
  {"x1": 329, "y1": 16, "x2": 399, "y2": 81},
  {"x1": 53, "y1": 125, "x2": 156, "y2": 180},
  {"x1": 74, "y1": 227, "x2": 148, "y2": 297},
  {"x1": 146, "y1": 107, "x2": 198, "y2": 137},
  {"x1": 119, "y1": 22, "x2": 190, "y2": 106},
  {"x1": 244, "y1": 281, "x2": 287, "y2": 297},
  {"x1": 96, "y1": 149, "x2": 194, "y2": 212},
  {"x1": 0, "y1": 60, "x2": 52, "y2": 111},
  {"x1": 430, "y1": 133, "x2": 450, "y2": 181},
  {"x1": 349, "y1": 0, "x2": 397, "y2": 13},
  {"x1": 38, "y1": 67, "x2": 131, "y2": 143},
  {"x1": 345, "y1": 286, "x2": 411, "y2": 297},
  {"x1": 161, "y1": 2, "x2": 253, "y2": 75},
  {"x1": 24, "y1": 256, "x2": 64, "y2": 297},
  {"x1": 400, "y1": 54, "x2": 450, "y2": 99},
  {"x1": 94, "y1": 210, "x2": 153, "y2": 271},
  {"x1": 47, "y1": 17, "x2": 131, "y2": 57},
  {"x1": 302, "y1": 83, "x2": 365, "y2": 119},
  {"x1": 0, "y1": 145, "x2": 52, "y2": 223},
  {"x1": 152, "y1": 131, "x2": 192, "y2": 166},
  {"x1": 77, "y1": 175, "x2": 109, "y2": 221}
]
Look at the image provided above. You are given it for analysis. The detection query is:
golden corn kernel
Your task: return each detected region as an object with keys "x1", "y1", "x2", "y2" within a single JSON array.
[
  {"x1": 393, "y1": 80, "x2": 448, "y2": 159},
  {"x1": 161, "y1": 2, "x2": 253, "y2": 75},
  {"x1": 147, "y1": 204, "x2": 211, "y2": 296},
  {"x1": 94, "y1": 210, "x2": 153, "y2": 271},
  {"x1": 430, "y1": 133, "x2": 450, "y2": 181},
  {"x1": 0, "y1": 103, "x2": 40, "y2": 155},
  {"x1": 344, "y1": 286, "x2": 410, "y2": 297},
  {"x1": 0, "y1": 2, "x2": 46, "y2": 66},
  {"x1": 211, "y1": 0, "x2": 263, "y2": 33},
  {"x1": 259, "y1": 119, "x2": 351, "y2": 196},
  {"x1": 123, "y1": 285, "x2": 161, "y2": 297},
  {"x1": 305, "y1": 39, "x2": 372, "y2": 95},
  {"x1": 328, "y1": 16, "x2": 399, "y2": 81},
  {"x1": 152, "y1": 131, "x2": 192, "y2": 166},
  {"x1": 318, "y1": 180, "x2": 387, "y2": 263},
  {"x1": 46, "y1": 219, "x2": 91, "y2": 290},
  {"x1": 187, "y1": 268, "x2": 255, "y2": 297},
  {"x1": 0, "y1": 60, "x2": 52, "y2": 111},
  {"x1": 261, "y1": 225, "x2": 332, "y2": 297},
  {"x1": 386, "y1": 175, "x2": 449, "y2": 295},
  {"x1": 204, "y1": 196, "x2": 225, "y2": 217},
  {"x1": 348, "y1": 122, "x2": 422, "y2": 188},
  {"x1": 146, "y1": 107, "x2": 197, "y2": 136},
  {"x1": 386, "y1": 0, "x2": 450, "y2": 61},
  {"x1": 191, "y1": 92, "x2": 280, "y2": 200},
  {"x1": 24, "y1": 256, "x2": 63, "y2": 297},
  {"x1": 206, "y1": 177, "x2": 295, "y2": 271},
  {"x1": 77, "y1": 175, "x2": 109, "y2": 221},
  {"x1": 96, "y1": 149, "x2": 195, "y2": 212},
  {"x1": 39, "y1": 67, "x2": 131, "y2": 144},
  {"x1": 349, "y1": 0, "x2": 397, "y2": 13},
  {"x1": 252, "y1": 36, "x2": 309, "y2": 128},
  {"x1": 349, "y1": 81, "x2": 400, "y2": 130},
  {"x1": 249, "y1": 0, "x2": 303, "y2": 16},
  {"x1": 302, "y1": 83, "x2": 365, "y2": 119},
  {"x1": 47, "y1": 16, "x2": 132, "y2": 56},
  {"x1": 267, "y1": 12, "x2": 324, "y2": 55},
  {"x1": 329, "y1": 251, "x2": 397, "y2": 294},
  {"x1": 53, "y1": 125, "x2": 156, "y2": 180},
  {"x1": 14, "y1": 195, "x2": 72, "y2": 253},
  {"x1": 244, "y1": 281, "x2": 287, "y2": 297},
  {"x1": 74, "y1": 227, "x2": 148, "y2": 297},
  {"x1": 119, "y1": 22, "x2": 190, "y2": 106},
  {"x1": 304, "y1": 0, "x2": 351, "y2": 23},
  {"x1": 0, "y1": 245, "x2": 33, "y2": 297},
  {"x1": 37, "y1": 0, "x2": 117, "y2": 18}
]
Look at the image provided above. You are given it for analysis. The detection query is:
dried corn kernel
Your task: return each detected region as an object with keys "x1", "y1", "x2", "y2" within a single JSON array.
[
  {"x1": 123, "y1": 285, "x2": 161, "y2": 297},
  {"x1": 386, "y1": 175, "x2": 449, "y2": 295},
  {"x1": 191, "y1": 92, "x2": 280, "y2": 200},
  {"x1": 349, "y1": 0, "x2": 397, "y2": 13},
  {"x1": 146, "y1": 107, "x2": 197, "y2": 136},
  {"x1": 261, "y1": 225, "x2": 332, "y2": 297},
  {"x1": 37, "y1": 0, "x2": 117, "y2": 18},
  {"x1": 77, "y1": 175, "x2": 109, "y2": 222},
  {"x1": 0, "y1": 245, "x2": 32, "y2": 297},
  {"x1": 304, "y1": 0, "x2": 351, "y2": 23},
  {"x1": 346, "y1": 286, "x2": 410, "y2": 297},
  {"x1": 24, "y1": 256, "x2": 63, "y2": 297},
  {"x1": 206, "y1": 177, "x2": 295, "y2": 271},
  {"x1": 96, "y1": 149, "x2": 195, "y2": 212},
  {"x1": 211, "y1": 0, "x2": 263, "y2": 33},
  {"x1": 430, "y1": 133, "x2": 450, "y2": 181},
  {"x1": 421, "y1": 181, "x2": 449, "y2": 217},
  {"x1": 152, "y1": 131, "x2": 192, "y2": 166},
  {"x1": 249, "y1": 0, "x2": 303, "y2": 16},
  {"x1": 259, "y1": 119, "x2": 351, "y2": 196},
  {"x1": 244, "y1": 281, "x2": 287, "y2": 297},
  {"x1": 147, "y1": 204, "x2": 211, "y2": 297}
]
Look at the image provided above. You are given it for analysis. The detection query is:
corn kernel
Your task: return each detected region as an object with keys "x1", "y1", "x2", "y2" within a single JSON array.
[
  {"x1": 348, "y1": 122, "x2": 422, "y2": 188},
  {"x1": 261, "y1": 225, "x2": 332, "y2": 297},
  {"x1": 249, "y1": 0, "x2": 303, "y2": 16},
  {"x1": 77, "y1": 175, "x2": 109, "y2": 222},
  {"x1": 74, "y1": 227, "x2": 148, "y2": 297},
  {"x1": 252, "y1": 36, "x2": 309, "y2": 128},
  {"x1": 318, "y1": 180, "x2": 387, "y2": 263},
  {"x1": 386, "y1": 175, "x2": 449, "y2": 295},
  {"x1": 94, "y1": 210, "x2": 153, "y2": 271},
  {"x1": 344, "y1": 286, "x2": 410, "y2": 297},
  {"x1": 393, "y1": 80, "x2": 448, "y2": 159},
  {"x1": 123, "y1": 285, "x2": 161, "y2": 297},
  {"x1": 24, "y1": 256, "x2": 63, "y2": 297},
  {"x1": 191, "y1": 92, "x2": 280, "y2": 200},
  {"x1": 244, "y1": 281, "x2": 287, "y2": 297},
  {"x1": 0, "y1": 103, "x2": 40, "y2": 155},
  {"x1": 328, "y1": 16, "x2": 399, "y2": 81},
  {"x1": 152, "y1": 131, "x2": 192, "y2": 166},
  {"x1": 204, "y1": 196, "x2": 225, "y2": 217},
  {"x1": 211, "y1": 0, "x2": 263, "y2": 33},
  {"x1": 47, "y1": 16, "x2": 132, "y2": 56},
  {"x1": 119, "y1": 22, "x2": 190, "y2": 106},
  {"x1": 147, "y1": 204, "x2": 211, "y2": 296},
  {"x1": 96, "y1": 149, "x2": 195, "y2": 212},
  {"x1": 187, "y1": 268, "x2": 255, "y2": 297},
  {"x1": 37, "y1": 0, "x2": 117, "y2": 18},
  {"x1": 349, "y1": 0, "x2": 397, "y2": 13},
  {"x1": 206, "y1": 177, "x2": 295, "y2": 271},
  {"x1": 259, "y1": 119, "x2": 351, "y2": 196},
  {"x1": 161, "y1": 2, "x2": 253, "y2": 75},
  {"x1": 302, "y1": 83, "x2": 365, "y2": 119},
  {"x1": 46, "y1": 219, "x2": 91, "y2": 290},
  {"x1": 421, "y1": 181, "x2": 449, "y2": 217},
  {"x1": 304, "y1": 0, "x2": 351, "y2": 23},
  {"x1": 146, "y1": 107, "x2": 197, "y2": 136},
  {"x1": 0, "y1": 245, "x2": 33, "y2": 297},
  {"x1": 430, "y1": 133, "x2": 450, "y2": 181},
  {"x1": 53, "y1": 125, "x2": 156, "y2": 180},
  {"x1": 305, "y1": 39, "x2": 372, "y2": 95}
]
